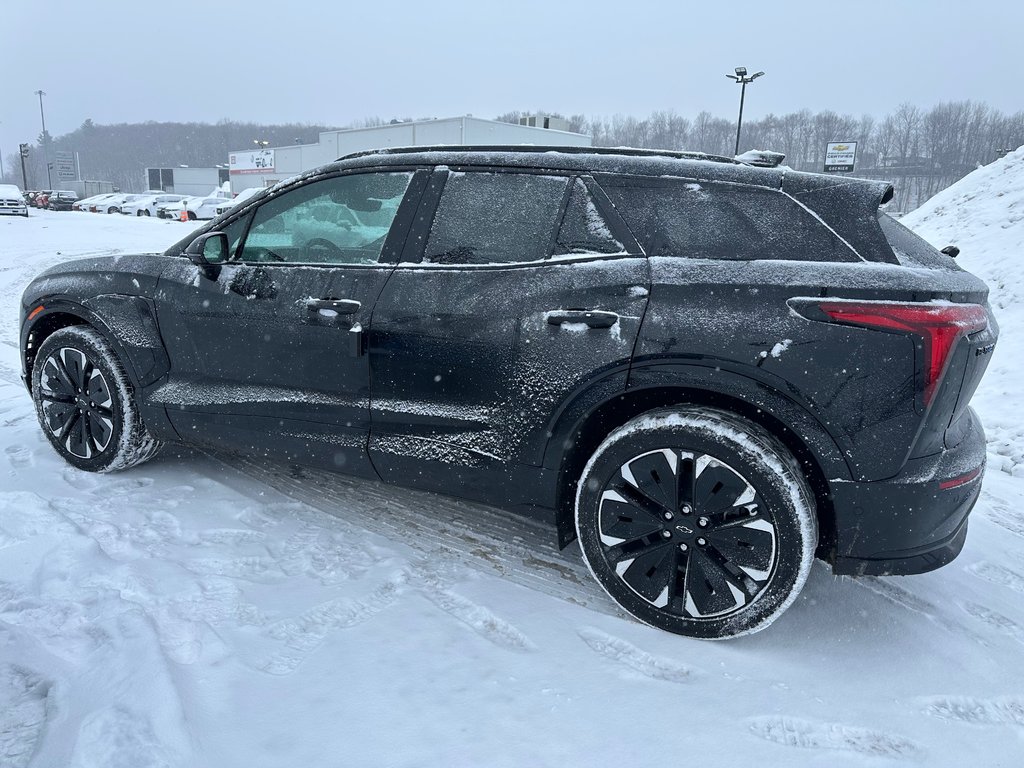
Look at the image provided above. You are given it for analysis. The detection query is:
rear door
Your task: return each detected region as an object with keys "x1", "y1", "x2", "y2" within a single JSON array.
[
  {"x1": 153, "y1": 168, "x2": 427, "y2": 475},
  {"x1": 369, "y1": 168, "x2": 650, "y2": 506}
]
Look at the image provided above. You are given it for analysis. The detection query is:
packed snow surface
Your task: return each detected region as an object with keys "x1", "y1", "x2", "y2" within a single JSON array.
[{"x1": 2, "y1": 198, "x2": 1024, "y2": 766}]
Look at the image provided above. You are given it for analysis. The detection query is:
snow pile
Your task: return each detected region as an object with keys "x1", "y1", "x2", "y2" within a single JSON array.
[{"x1": 903, "y1": 144, "x2": 1024, "y2": 476}]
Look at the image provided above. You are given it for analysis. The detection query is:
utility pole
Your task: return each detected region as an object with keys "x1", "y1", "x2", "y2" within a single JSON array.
[
  {"x1": 35, "y1": 89, "x2": 52, "y2": 188},
  {"x1": 725, "y1": 67, "x2": 765, "y2": 156}
]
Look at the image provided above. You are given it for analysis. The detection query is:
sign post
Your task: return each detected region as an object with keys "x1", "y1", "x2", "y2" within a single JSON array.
[{"x1": 824, "y1": 142, "x2": 857, "y2": 173}]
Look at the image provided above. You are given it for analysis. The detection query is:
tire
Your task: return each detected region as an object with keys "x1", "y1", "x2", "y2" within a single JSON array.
[
  {"x1": 143, "y1": 209, "x2": 151, "y2": 216},
  {"x1": 136, "y1": 210, "x2": 144, "y2": 216},
  {"x1": 187, "y1": 211, "x2": 197, "y2": 221},
  {"x1": 107, "y1": 207, "x2": 117, "y2": 214},
  {"x1": 575, "y1": 407, "x2": 817, "y2": 639},
  {"x1": 31, "y1": 326, "x2": 163, "y2": 473}
]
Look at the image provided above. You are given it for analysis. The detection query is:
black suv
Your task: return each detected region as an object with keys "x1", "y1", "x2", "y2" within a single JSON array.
[{"x1": 19, "y1": 146, "x2": 997, "y2": 638}]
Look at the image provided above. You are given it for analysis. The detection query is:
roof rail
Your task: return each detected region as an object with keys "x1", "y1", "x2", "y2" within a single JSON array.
[{"x1": 337, "y1": 144, "x2": 742, "y2": 165}]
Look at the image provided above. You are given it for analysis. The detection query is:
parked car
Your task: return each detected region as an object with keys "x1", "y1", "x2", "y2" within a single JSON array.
[
  {"x1": 122, "y1": 193, "x2": 190, "y2": 217},
  {"x1": 100, "y1": 193, "x2": 147, "y2": 214},
  {"x1": 83, "y1": 193, "x2": 118, "y2": 213},
  {"x1": 157, "y1": 197, "x2": 196, "y2": 219},
  {"x1": 215, "y1": 187, "x2": 264, "y2": 216},
  {"x1": 17, "y1": 146, "x2": 998, "y2": 638},
  {"x1": 0, "y1": 184, "x2": 29, "y2": 217},
  {"x1": 47, "y1": 191, "x2": 79, "y2": 211},
  {"x1": 184, "y1": 195, "x2": 230, "y2": 221}
]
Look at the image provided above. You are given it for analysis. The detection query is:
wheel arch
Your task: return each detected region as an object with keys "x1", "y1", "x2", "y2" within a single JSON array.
[
  {"x1": 22, "y1": 297, "x2": 165, "y2": 394},
  {"x1": 549, "y1": 362, "x2": 850, "y2": 562}
]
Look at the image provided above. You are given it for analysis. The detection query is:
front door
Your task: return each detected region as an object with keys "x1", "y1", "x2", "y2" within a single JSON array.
[{"x1": 152, "y1": 168, "x2": 426, "y2": 475}]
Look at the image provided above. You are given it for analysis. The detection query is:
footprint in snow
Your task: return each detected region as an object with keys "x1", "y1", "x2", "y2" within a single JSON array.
[
  {"x1": 70, "y1": 705, "x2": 178, "y2": 768},
  {"x1": 257, "y1": 574, "x2": 406, "y2": 675},
  {"x1": 4, "y1": 444, "x2": 33, "y2": 468},
  {"x1": 922, "y1": 695, "x2": 1024, "y2": 727},
  {"x1": 746, "y1": 716, "x2": 924, "y2": 759},
  {"x1": 0, "y1": 664, "x2": 53, "y2": 768},
  {"x1": 576, "y1": 626, "x2": 698, "y2": 683},
  {"x1": 966, "y1": 561, "x2": 1024, "y2": 595},
  {"x1": 958, "y1": 601, "x2": 1024, "y2": 644},
  {"x1": 421, "y1": 588, "x2": 536, "y2": 652}
]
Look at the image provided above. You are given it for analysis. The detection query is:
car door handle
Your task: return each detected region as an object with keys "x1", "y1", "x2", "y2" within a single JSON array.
[
  {"x1": 546, "y1": 309, "x2": 619, "y2": 329},
  {"x1": 305, "y1": 298, "x2": 361, "y2": 315}
]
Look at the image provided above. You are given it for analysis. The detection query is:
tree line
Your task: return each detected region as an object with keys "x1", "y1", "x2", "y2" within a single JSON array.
[
  {"x1": 498, "y1": 101, "x2": 1024, "y2": 210},
  {"x1": 4, "y1": 101, "x2": 1021, "y2": 210}
]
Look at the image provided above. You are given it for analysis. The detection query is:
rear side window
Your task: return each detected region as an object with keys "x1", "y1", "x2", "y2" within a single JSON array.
[
  {"x1": 877, "y1": 212, "x2": 954, "y2": 269},
  {"x1": 424, "y1": 172, "x2": 569, "y2": 264},
  {"x1": 599, "y1": 177, "x2": 858, "y2": 262},
  {"x1": 554, "y1": 179, "x2": 624, "y2": 256}
]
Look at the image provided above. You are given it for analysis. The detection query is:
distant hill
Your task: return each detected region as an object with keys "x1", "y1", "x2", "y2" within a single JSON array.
[{"x1": 14, "y1": 119, "x2": 337, "y2": 191}]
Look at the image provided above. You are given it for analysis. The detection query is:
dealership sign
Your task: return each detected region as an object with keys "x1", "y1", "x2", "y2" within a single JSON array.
[
  {"x1": 824, "y1": 142, "x2": 857, "y2": 173},
  {"x1": 229, "y1": 149, "x2": 275, "y2": 174},
  {"x1": 54, "y1": 151, "x2": 76, "y2": 180}
]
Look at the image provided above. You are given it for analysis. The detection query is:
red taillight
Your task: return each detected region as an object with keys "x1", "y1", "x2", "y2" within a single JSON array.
[
  {"x1": 819, "y1": 301, "x2": 988, "y2": 406},
  {"x1": 939, "y1": 467, "x2": 982, "y2": 490}
]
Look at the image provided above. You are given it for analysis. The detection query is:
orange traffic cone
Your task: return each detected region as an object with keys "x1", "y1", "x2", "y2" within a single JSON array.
[{"x1": 179, "y1": 208, "x2": 188, "y2": 222}]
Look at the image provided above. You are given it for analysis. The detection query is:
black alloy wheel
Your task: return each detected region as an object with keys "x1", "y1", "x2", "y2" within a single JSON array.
[
  {"x1": 38, "y1": 345, "x2": 115, "y2": 459},
  {"x1": 576, "y1": 408, "x2": 816, "y2": 639},
  {"x1": 31, "y1": 326, "x2": 163, "y2": 472}
]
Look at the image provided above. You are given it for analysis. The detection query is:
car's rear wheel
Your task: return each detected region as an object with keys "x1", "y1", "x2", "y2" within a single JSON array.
[
  {"x1": 575, "y1": 407, "x2": 817, "y2": 639},
  {"x1": 143, "y1": 209, "x2": 150, "y2": 216},
  {"x1": 31, "y1": 326, "x2": 163, "y2": 473}
]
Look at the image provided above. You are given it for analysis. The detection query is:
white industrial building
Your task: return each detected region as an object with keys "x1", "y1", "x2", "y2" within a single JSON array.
[
  {"x1": 228, "y1": 116, "x2": 591, "y2": 193},
  {"x1": 146, "y1": 167, "x2": 230, "y2": 196}
]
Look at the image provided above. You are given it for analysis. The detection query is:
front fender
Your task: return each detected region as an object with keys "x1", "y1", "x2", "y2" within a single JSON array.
[{"x1": 21, "y1": 295, "x2": 170, "y2": 390}]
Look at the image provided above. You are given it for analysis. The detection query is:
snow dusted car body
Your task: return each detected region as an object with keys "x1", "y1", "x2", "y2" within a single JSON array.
[{"x1": 18, "y1": 146, "x2": 998, "y2": 638}]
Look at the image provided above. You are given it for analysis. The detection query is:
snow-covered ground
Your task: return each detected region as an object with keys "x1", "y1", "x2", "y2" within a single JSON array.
[{"x1": 2, "y1": 180, "x2": 1023, "y2": 766}]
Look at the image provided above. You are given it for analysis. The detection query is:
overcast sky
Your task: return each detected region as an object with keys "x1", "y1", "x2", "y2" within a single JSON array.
[{"x1": 1, "y1": 0, "x2": 1021, "y2": 157}]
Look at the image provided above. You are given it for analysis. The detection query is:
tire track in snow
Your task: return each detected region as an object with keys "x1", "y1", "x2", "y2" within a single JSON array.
[
  {"x1": 224, "y1": 454, "x2": 618, "y2": 616},
  {"x1": 420, "y1": 587, "x2": 536, "y2": 652},
  {"x1": 576, "y1": 627, "x2": 698, "y2": 683},
  {"x1": 746, "y1": 716, "x2": 924, "y2": 759}
]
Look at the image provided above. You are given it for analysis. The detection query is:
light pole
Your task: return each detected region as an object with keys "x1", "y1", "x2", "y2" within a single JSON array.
[
  {"x1": 34, "y1": 90, "x2": 52, "y2": 188},
  {"x1": 726, "y1": 67, "x2": 765, "y2": 156}
]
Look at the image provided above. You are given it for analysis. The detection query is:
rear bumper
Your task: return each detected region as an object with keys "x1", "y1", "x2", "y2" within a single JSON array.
[{"x1": 829, "y1": 407, "x2": 986, "y2": 576}]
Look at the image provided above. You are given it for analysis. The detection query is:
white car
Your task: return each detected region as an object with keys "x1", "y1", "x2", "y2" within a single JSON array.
[
  {"x1": 122, "y1": 193, "x2": 190, "y2": 217},
  {"x1": 158, "y1": 197, "x2": 196, "y2": 220},
  {"x1": 82, "y1": 193, "x2": 119, "y2": 212},
  {"x1": 185, "y1": 195, "x2": 230, "y2": 220},
  {"x1": 215, "y1": 187, "x2": 263, "y2": 216},
  {"x1": 0, "y1": 184, "x2": 28, "y2": 217}
]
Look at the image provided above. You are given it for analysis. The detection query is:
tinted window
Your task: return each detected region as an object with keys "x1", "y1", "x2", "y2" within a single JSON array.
[
  {"x1": 237, "y1": 172, "x2": 414, "y2": 265},
  {"x1": 877, "y1": 212, "x2": 952, "y2": 268},
  {"x1": 424, "y1": 172, "x2": 569, "y2": 264},
  {"x1": 554, "y1": 179, "x2": 624, "y2": 256},
  {"x1": 600, "y1": 177, "x2": 857, "y2": 262}
]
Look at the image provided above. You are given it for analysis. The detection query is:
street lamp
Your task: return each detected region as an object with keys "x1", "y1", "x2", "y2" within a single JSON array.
[
  {"x1": 253, "y1": 139, "x2": 270, "y2": 148},
  {"x1": 34, "y1": 89, "x2": 52, "y2": 188},
  {"x1": 725, "y1": 67, "x2": 765, "y2": 156}
]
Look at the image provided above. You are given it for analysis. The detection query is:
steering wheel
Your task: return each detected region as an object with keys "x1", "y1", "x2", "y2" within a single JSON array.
[{"x1": 305, "y1": 238, "x2": 344, "y2": 260}]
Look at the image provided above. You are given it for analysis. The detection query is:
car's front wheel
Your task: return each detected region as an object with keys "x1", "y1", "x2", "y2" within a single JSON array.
[
  {"x1": 575, "y1": 407, "x2": 817, "y2": 639},
  {"x1": 31, "y1": 326, "x2": 163, "y2": 472}
]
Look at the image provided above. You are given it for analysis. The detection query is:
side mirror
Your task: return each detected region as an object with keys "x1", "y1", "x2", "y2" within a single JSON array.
[
  {"x1": 186, "y1": 232, "x2": 229, "y2": 279},
  {"x1": 941, "y1": 245, "x2": 960, "y2": 259}
]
